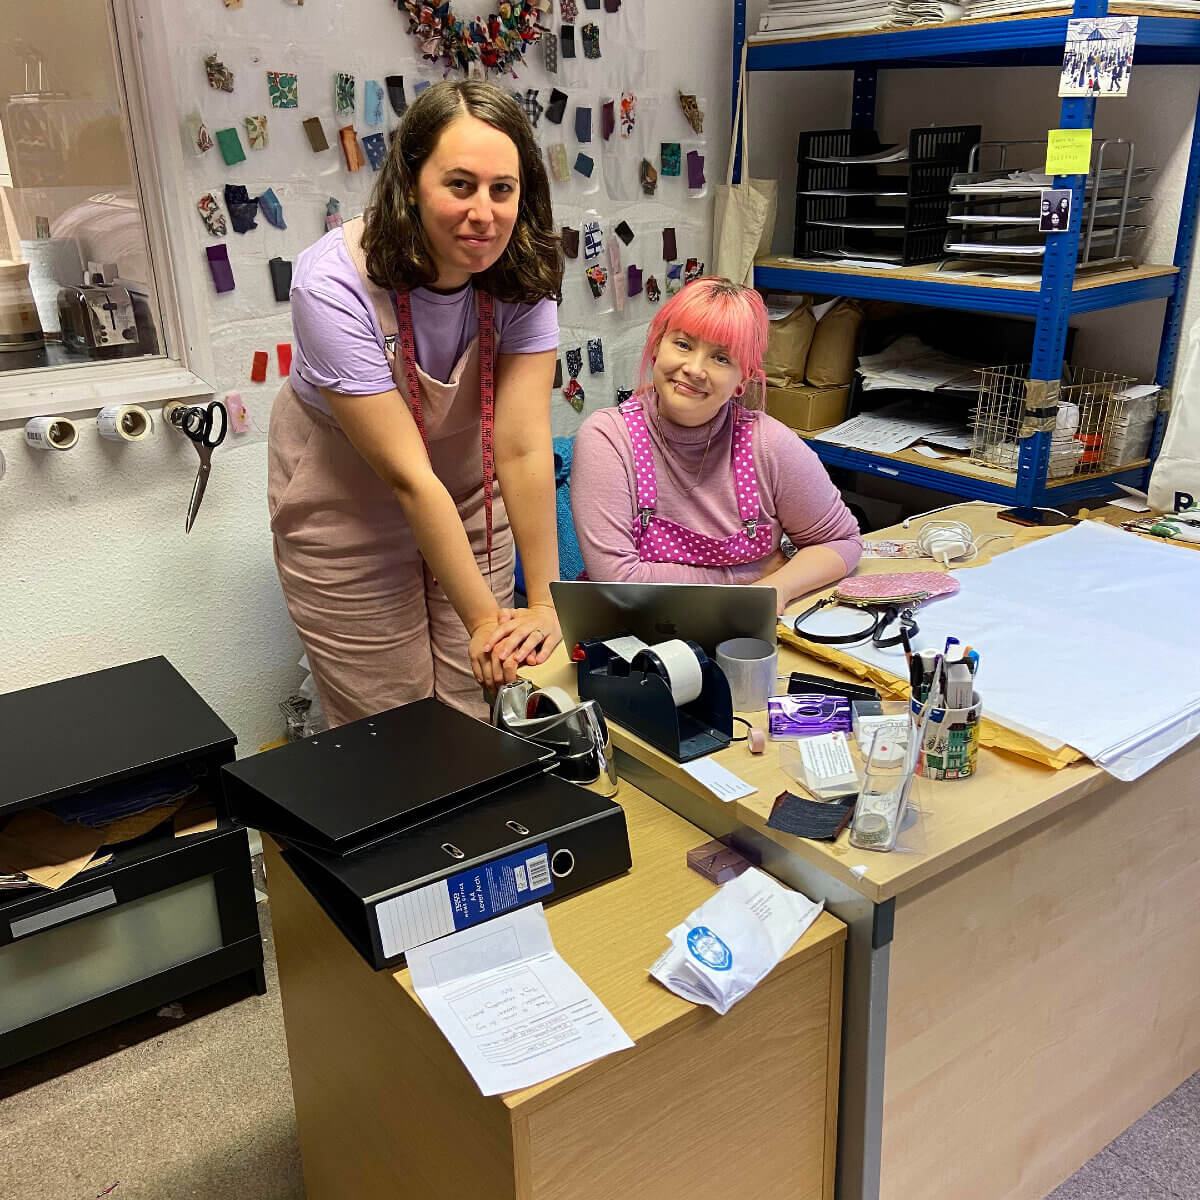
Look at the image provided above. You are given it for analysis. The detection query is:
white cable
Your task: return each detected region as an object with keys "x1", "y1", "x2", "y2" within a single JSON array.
[
  {"x1": 916, "y1": 520, "x2": 974, "y2": 566},
  {"x1": 914, "y1": 520, "x2": 1014, "y2": 566},
  {"x1": 901, "y1": 500, "x2": 992, "y2": 529}
]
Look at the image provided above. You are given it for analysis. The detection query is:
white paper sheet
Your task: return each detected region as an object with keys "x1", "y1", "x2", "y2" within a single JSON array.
[
  {"x1": 681, "y1": 758, "x2": 757, "y2": 802},
  {"x1": 815, "y1": 410, "x2": 969, "y2": 454},
  {"x1": 831, "y1": 522, "x2": 1200, "y2": 779},
  {"x1": 407, "y1": 904, "x2": 634, "y2": 1096}
]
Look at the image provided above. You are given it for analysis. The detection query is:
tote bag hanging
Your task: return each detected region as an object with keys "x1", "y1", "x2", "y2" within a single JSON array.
[
  {"x1": 713, "y1": 44, "x2": 778, "y2": 287},
  {"x1": 1148, "y1": 317, "x2": 1200, "y2": 513}
]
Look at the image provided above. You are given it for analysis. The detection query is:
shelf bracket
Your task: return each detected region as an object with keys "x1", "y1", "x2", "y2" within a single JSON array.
[{"x1": 851, "y1": 68, "x2": 877, "y2": 131}]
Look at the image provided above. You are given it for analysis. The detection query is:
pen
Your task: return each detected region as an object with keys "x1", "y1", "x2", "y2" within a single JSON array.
[
  {"x1": 916, "y1": 649, "x2": 939, "y2": 703},
  {"x1": 944, "y1": 636, "x2": 960, "y2": 660}
]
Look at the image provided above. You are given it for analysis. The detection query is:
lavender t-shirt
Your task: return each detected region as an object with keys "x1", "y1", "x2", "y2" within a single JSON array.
[{"x1": 288, "y1": 229, "x2": 559, "y2": 413}]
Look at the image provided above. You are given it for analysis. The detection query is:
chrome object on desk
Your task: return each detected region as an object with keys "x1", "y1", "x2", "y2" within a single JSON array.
[
  {"x1": 168, "y1": 400, "x2": 228, "y2": 532},
  {"x1": 492, "y1": 681, "x2": 618, "y2": 798}
]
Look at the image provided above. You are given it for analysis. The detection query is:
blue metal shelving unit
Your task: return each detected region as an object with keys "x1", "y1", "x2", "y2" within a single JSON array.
[{"x1": 733, "y1": 1, "x2": 1200, "y2": 507}]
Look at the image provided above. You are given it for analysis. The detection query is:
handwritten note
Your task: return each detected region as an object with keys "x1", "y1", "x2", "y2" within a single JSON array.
[
  {"x1": 1045, "y1": 128, "x2": 1093, "y2": 176},
  {"x1": 406, "y1": 904, "x2": 633, "y2": 1095}
]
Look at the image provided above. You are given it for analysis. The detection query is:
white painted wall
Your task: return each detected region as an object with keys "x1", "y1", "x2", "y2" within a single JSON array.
[{"x1": 0, "y1": 0, "x2": 735, "y2": 752}]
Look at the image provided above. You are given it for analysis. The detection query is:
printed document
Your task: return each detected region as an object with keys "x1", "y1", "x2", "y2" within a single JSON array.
[{"x1": 407, "y1": 904, "x2": 633, "y2": 1096}]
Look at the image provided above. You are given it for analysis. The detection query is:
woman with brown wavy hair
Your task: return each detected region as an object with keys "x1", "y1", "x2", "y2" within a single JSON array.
[{"x1": 267, "y1": 81, "x2": 564, "y2": 728}]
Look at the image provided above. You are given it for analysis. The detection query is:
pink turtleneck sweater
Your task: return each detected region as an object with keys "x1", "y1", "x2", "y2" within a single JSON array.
[{"x1": 571, "y1": 392, "x2": 862, "y2": 584}]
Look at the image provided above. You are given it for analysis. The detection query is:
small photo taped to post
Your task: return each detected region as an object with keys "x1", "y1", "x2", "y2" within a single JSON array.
[{"x1": 1040, "y1": 188, "x2": 1072, "y2": 233}]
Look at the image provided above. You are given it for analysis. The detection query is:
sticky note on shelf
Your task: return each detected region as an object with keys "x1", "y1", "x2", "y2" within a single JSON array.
[{"x1": 1045, "y1": 128, "x2": 1092, "y2": 176}]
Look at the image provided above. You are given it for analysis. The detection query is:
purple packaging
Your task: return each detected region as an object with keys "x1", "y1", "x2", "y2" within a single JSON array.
[{"x1": 767, "y1": 694, "x2": 852, "y2": 738}]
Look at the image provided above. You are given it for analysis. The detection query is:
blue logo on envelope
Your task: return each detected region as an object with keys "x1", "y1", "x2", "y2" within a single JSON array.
[{"x1": 687, "y1": 926, "x2": 733, "y2": 971}]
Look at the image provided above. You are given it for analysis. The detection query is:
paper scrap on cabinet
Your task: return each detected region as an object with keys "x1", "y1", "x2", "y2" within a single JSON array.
[
  {"x1": 681, "y1": 758, "x2": 756, "y2": 802},
  {"x1": 407, "y1": 904, "x2": 633, "y2": 1096}
]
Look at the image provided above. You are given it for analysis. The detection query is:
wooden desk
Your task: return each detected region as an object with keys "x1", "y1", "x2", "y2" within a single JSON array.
[
  {"x1": 266, "y1": 782, "x2": 846, "y2": 1200},
  {"x1": 528, "y1": 505, "x2": 1200, "y2": 1200}
]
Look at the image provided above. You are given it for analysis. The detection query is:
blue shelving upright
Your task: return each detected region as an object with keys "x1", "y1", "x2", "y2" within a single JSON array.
[{"x1": 733, "y1": 1, "x2": 1200, "y2": 506}]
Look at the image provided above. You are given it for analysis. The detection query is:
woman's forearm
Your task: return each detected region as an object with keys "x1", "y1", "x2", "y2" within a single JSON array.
[
  {"x1": 762, "y1": 544, "x2": 850, "y2": 613},
  {"x1": 497, "y1": 446, "x2": 559, "y2": 605},
  {"x1": 394, "y1": 476, "x2": 500, "y2": 632}
]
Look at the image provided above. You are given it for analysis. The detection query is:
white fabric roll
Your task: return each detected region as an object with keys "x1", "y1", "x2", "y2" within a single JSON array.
[{"x1": 19, "y1": 238, "x2": 83, "y2": 334}]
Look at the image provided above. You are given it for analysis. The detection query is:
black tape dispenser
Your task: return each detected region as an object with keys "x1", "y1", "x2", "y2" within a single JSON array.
[{"x1": 572, "y1": 637, "x2": 733, "y2": 762}]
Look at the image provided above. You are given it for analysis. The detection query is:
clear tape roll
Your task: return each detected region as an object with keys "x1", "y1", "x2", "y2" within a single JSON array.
[
  {"x1": 97, "y1": 404, "x2": 153, "y2": 442},
  {"x1": 634, "y1": 639, "x2": 705, "y2": 707},
  {"x1": 24, "y1": 416, "x2": 78, "y2": 451}
]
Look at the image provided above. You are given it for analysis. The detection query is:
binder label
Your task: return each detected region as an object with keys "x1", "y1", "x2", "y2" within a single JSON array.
[
  {"x1": 376, "y1": 843, "x2": 555, "y2": 960},
  {"x1": 447, "y1": 843, "x2": 554, "y2": 930}
]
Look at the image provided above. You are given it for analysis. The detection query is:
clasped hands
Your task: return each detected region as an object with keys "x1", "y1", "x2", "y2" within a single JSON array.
[{"x1": 469, "y1": 602, "x2": 563, "y2": 691}]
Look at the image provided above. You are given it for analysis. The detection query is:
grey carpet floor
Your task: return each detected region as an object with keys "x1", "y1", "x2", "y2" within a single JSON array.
[{"x1": 1, "y1": 898, "x2": 1195, "y2": 1200}]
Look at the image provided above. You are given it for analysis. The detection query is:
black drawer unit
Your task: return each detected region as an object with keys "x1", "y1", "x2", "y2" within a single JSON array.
[{"x1": 0, "y1": 657, "x2": 264, "y2": 1069}]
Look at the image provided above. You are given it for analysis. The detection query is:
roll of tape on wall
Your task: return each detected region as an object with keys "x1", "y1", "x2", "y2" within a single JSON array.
[
  {"x1": 24, "y1": 416, "x2": 78, "y2": 451},
  {"x1": 633, "y1": 639, "x2": 705, "y2": 706},
  {"x1": 97, "y1": 404, "x2": 153, "y2": 442}
]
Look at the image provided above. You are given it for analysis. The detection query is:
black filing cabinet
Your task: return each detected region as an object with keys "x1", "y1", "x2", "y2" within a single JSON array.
[{"x1": 0, "y1": 657, "x2": 265, "y2": 1069}]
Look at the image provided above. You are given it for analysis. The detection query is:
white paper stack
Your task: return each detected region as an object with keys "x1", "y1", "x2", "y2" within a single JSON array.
[
  {"x1": 755, "y1": 0, "x2": 964, "y2": 36},
  {"x1": 891, "y1": 0, "x2": 965, "y2": 25},
  {"x1": 827, "y1": 521, "x2": 1200, "y2": 781},
  {"x1": 857, "y1": 335, "x2": 983, "y2": 393},
  {"x1": 649, "y1": 869, "x2": 824, "y2": 1015},
  {"x1": 757, "y1": 0, "x2": 892, "y2": 36}
]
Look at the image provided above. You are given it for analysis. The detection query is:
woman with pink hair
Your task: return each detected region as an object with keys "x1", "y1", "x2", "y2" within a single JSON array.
[{"x1": 571, "y1": 277, "x2": 861, "y2": 614}]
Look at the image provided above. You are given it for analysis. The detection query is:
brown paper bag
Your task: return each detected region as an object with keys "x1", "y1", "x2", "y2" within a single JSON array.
[
  {"x1": 806, "y1": 299, "x2": 865, "y2": 388},
  {"x1": 763, "y1": 301, "x2": 817, "y2": 387}
]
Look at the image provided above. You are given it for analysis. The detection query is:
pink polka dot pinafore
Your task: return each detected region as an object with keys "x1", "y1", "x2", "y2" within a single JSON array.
[{"x1": 619, "y1": 399, "x2": 769, "y2": 567}]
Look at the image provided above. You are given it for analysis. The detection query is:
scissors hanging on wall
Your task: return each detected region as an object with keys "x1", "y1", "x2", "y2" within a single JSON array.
[{"x1": 167, "y1": 400, "x2": 228, "y2": 532}]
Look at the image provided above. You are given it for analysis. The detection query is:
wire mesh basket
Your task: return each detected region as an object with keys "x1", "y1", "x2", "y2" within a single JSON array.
[
  {"x1": 279, "y1": 693, "x2": 314, "y2": 741},
  {"x1": 971, "y1": 364, "x2": 1136, "y2": 478}
]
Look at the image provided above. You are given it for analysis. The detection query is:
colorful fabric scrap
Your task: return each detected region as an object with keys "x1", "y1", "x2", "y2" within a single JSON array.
[
  {"x1": 398, "y1": 1, "x2": 544, "y2": 77},
  {"x1": 205, "y1": 53, "x2": 235, "y2": 93},
  {"x1": 245, "y1": 114, "x2": 269, "y2": 149},
  {"x1": 196, "y1": 193, "x2": 226, "y2": 236},
  {"x1": 267, "y1": 71, "x2": 298, "y2": 108}
]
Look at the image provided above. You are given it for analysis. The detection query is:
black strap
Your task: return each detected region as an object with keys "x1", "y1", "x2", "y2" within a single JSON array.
[
  {"x1": 791, "y1": 597, "x2": 919, "y2": 648},
  {"x1": 791, "y1": 597, "x2": 880, "y2": 645}
]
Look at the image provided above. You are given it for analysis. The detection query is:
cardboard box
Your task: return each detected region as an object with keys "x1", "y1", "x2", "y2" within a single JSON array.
[{"x1": 766, "y1": 384, "x2": 849, "y2": 433}]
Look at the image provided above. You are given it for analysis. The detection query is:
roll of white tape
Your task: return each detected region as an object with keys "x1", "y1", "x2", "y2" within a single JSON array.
[
  {"x1": 647, "y1": 639, "x2": 704, "y2": 707},
  {"x1": 97, "y1": 404, "x2": 152, "y2": 443},
  {"x1": 24, "y1": 416, "x2": 78, "y2": 451},
  {"x1": 533, "y1": 686, "x2": 577, "y2": 713}
]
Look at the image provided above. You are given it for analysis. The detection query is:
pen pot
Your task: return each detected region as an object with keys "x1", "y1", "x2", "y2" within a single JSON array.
[{"x1": 911, "y1": 691, "x2": 982, "y2": 780}]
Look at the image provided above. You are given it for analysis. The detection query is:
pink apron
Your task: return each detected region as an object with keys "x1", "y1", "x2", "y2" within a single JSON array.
[
  {"x1": 267, "y1": 217, "x2": 514, "y2": 728},
  {"x1": 618, "y1": 398, "x2": 768, "y2": 567}
]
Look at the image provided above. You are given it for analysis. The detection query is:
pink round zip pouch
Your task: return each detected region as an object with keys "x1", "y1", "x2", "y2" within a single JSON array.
[{"x1": 834, "y1": 571, "x2": 960, "y2": 606}]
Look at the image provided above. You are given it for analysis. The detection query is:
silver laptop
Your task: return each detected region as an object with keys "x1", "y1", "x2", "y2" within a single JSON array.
[{"x1": 550, "y1": 580, "x2": 777, "y2": 657}]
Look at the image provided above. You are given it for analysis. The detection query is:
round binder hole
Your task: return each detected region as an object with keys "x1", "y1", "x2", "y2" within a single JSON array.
[{"x1": 551, "y1": 848, "x2": 575, "y2": 878}]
